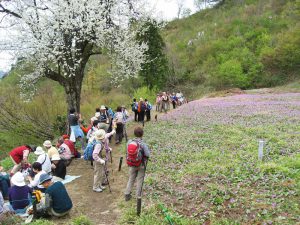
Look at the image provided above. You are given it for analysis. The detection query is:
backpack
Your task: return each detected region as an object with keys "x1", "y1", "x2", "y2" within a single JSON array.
[
  {"x1": 126, "y1": 139, "x2": 143, "y2": 167},
  {"x1": 131, "y1": 102, "x2": 138, "y2": 112},
  {"x1": 140, "y1": 103, "x2": 146, "y2": 112},
  {"x1": 147, "y1": 103, "x2": 152, "y2": 110},
  {"x1": 83, "y1": 139, "x2": 102, "y2": 161}
]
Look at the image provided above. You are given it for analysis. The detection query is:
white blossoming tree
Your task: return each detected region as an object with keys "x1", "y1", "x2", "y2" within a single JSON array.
[{"x1": 0, "y1": 0, "x2": 147, "y2": 112}]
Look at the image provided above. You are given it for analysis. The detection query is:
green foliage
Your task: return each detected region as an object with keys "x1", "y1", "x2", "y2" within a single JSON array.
[
  {"x1": 29, "y1": 219, "x2": 55, "y2": 225},
  {"x1": 133, "y1": 86, "x2": 158, "y2": 104},
  {"x1": 163, "y1": 0, "x2": 300, "y2": 92},
  {"x1": 72, "y1": 215, "x2": 94, "y2": 225},
  {"x1": 137, "y1": 19, "x2": 169, "y2": 90},
  {"x1": 216, "y1": 59, "x2": 248, "y2": 88}
]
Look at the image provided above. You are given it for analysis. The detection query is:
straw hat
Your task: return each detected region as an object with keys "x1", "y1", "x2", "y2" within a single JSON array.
[
  {"x1": 43, "y1": 140, "x2": 52, "y2": 148},
  {"x1": 34, "y1": 146, "x2": 45, "y2": 155},
  {"x1": 11, "y1": 172, "x2": 26, "y2": 187},
  {"x1": 94, "y1": 129, "x2": 106, "y2": 140},
  {"x1": 100, "y1": 105, "x2": 106, "y2": 110}
]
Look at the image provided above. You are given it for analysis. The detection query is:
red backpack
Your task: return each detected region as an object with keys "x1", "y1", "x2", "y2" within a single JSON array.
[{"x1": 126, "y1": 140, "x2": 143, "y2": 167}]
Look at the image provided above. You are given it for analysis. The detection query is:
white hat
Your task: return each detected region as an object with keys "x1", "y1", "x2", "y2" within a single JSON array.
[
  {"x1": 51, "y1": 154, "x2": 61, "y2": 161},
  {"x1": 43, "y1": 140, "x2": 52, "y2": 148},
  {"x1": 94, "y1": 129, "x2": 106, "y2": 140},
  {"x1": 11, "y1": 172, "x2": 26, "y2": 187},
  {"x1": 34, "y1": 146, "x2": 45, "y2": 155},
  {"x1": 100, "y1": 105, "x2": 106, "y2": 110}
]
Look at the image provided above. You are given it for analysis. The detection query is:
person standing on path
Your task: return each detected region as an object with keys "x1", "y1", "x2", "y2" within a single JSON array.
[
  {"x1": 144, "y1": 99, "x2": 152, "y2": 121},
  {"x1": 92, "y1": 128, "x2": 115, "y2": 192},
  {"x1": 137, "y1": 98, "x2": 146, "y2": 126},
  {"x1": 131, "y1": 98, "x2": 138, "y2": 122},
  {"x1": 124, "y1": 126, "x2": 150, "y2": 201},
  {"x1": 68, "y1": 108, "x2": 85, "y2": 150}
]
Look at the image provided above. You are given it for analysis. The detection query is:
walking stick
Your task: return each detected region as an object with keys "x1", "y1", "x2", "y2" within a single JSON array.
[
  {"x1": 137, "y1": 159, "x2": 148, "y2": 216},
  {"x1": 104, "y1": 161, "x2": 112, "y2": 193},
  {"x1": 118, "y1": 157, "x2": 123, "y2": 171}
]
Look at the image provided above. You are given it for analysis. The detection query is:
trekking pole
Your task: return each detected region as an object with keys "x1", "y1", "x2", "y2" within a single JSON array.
[
  {"x1": 137, "y1": 160, "x2": 148, "y2": 216},
  {"x1": 118, "y1": 157, "x2": 123, "y2": 171},
  {"x1": 104, "y1": 161, "x2": 112, "y2": 193}
]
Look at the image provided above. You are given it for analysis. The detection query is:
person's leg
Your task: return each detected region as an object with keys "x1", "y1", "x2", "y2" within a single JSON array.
[
  {"x1": 0, "y1": 179, "x2": 9, "y2": 198},
  {"x1": 93, "y1": 161, "x2": 102, "y2": 190},
  {"x1": 136, "y1": 165, "x2": 146, "y2": 198},
  {"x1": 134, "y1": 111, "x2": 138, "y2": 122},
  {"x1": 49, "y1": 208, "x2": 70, "y2": 217},
  {"x1": 125, "y1": 167, "x2": 138, "y2": 196},
  {"x1": 10, "y1": 156, "x2": 21, "y2": 175}
]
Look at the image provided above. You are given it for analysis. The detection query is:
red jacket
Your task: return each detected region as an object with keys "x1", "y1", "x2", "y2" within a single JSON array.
[
  {"x1": 9, "y1": 146, "x2": 31, "y2": 164},
  {"x1": 64, "y1": 140, "x2": 77, "y2": 157}
]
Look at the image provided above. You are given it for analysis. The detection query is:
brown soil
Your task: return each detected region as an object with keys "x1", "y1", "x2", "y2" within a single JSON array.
[{"x1": 52, "y1": 133, "x2": 131, "y2": 225}]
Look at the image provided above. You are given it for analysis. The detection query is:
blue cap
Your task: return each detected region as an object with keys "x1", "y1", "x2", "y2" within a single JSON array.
[{"x1": 39, "y1": 173, "x2": 52, "y2": 185}]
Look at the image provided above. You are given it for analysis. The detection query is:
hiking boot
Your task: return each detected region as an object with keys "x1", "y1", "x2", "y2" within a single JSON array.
[
  {"x1": 125, "y1": 194, "x2": 132, "y2": 201},
  {"x1": 93, "y1": 187, "x2": 103, "y2": 193}
]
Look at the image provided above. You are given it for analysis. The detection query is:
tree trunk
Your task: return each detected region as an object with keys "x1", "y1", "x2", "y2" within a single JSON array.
[{"x1": 64, "y1": 75, "x2": 83, "y2": 114}]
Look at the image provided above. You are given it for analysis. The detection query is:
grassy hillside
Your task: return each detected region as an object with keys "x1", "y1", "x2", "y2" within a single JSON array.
[
  {"x1": 163, "y1": 0, "x2": 300, "y2": 98},
  {"x1": 121, "y1": 91, "x2": 300, "y2": 224}
]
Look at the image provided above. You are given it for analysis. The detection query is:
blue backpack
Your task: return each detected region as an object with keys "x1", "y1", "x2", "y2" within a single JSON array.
[
  {"x1": 83, "y1": 139, "x2": 102, "y2": 161},
  {"x1": 147, "y1": 103, "x2": 152, "y2": 110}
]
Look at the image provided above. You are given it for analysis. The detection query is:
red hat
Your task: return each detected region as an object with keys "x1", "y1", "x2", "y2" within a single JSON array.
[{"x1": 62, "y1": 134, "x2": 69, "y2": 140}]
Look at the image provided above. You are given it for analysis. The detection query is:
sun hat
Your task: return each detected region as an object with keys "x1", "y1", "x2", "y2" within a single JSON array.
[
  {"x1": 94, "y1": 129, "x2": 106, "y2": 140},
  {"x1": 100, "y1": 105, "x2": 106, "y2": 110},
  {"x1": 39, "y1": 173, "x2": 52, "y2": 185},
  {"x1": 139, "y1": 98, "x2": 143, "y2": 101},
  {"x1": 11, "y1": 172, "x2": 26, "y2": 187},
  {"x1": 43, "y1": 140, "x2": 52, "y2": 148},
  {"x1": 34, "y1": 146, "x2": 45, "y2": 155},
  {"x1": 51, "y1": 154, "x2": 61, "y2": 161}
]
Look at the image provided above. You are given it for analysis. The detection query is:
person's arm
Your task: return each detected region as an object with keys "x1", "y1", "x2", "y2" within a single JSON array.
[
  {"x1": 141, "y1": 142, "x2": 150, "y2": 158},
  {"x1": 23, "y1": 149, "x2": 30, "y2": 163},
  {"x1": 28, "y1": 173, "x2": 40, "y2": 188}
]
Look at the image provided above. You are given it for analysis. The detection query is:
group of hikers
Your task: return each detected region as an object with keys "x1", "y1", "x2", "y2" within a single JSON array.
[
  {"x1": 155, "y1": 91, "x2": 186, "y2": 113},
  {"x1": 0, "y1": 90, "x2": 187, "y2": 222},
  {"x1": 0, "y1": 102, "x2": 151, "y2": 222}
]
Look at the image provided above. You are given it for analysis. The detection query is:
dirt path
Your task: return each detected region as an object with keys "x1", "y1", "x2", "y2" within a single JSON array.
[{"x1": 53, "y1": 134, "x2": 131, "y2": 225}]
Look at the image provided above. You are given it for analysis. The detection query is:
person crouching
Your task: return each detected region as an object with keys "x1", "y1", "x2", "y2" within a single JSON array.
[{"x1": 38, "y1": 173, "x2": 72, "y2": 217}]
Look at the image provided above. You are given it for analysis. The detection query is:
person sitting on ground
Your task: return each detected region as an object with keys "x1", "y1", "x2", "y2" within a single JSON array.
[
  {"x1": 43, "y1": 140, "x2": 59, "y2": 160},
  {"x1": 124, "y1": 126, "x2": 150, "y2": 201},
  {"x1": 9, "y1": 172, "x2": 32, "y2": 214},
  {"x1": 34, "y1": 146, "x2": 51, "y2": 174},
  {"x1": 98, "y1": 105, "x2": 110, "y2": 132},
  {"x1": 59, "y1": 135, "x2": 79, "y2": 158},
  {"x1": 38, "y1": 173, "x2": 72, "y2": 217},
  {"x1": 57, "y1": 138, "x2": 72, "y2": 166},
  {"x1": 0, "y1": 191, "x2": 13, "y2": 216},
  {"x1": 0, "y1": 166, "x2": 10, "y2": 200},
  {"x1": 51, "y1": 155, "x2": 66, "y2": 182},
  {"x1": 27, "y1": 162, "x2": 46, "y2": 193},
  {"x1": 92, "y1": 128, "x2": 116, "y2": 192},
  {"x1": 9, "y1": 145, "x2": 36, "y2": 176}
]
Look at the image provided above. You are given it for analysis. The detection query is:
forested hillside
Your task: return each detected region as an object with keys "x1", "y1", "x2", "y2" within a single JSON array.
[{"x1": 163, "y1": 0, "x2": 300, "y2": 97}]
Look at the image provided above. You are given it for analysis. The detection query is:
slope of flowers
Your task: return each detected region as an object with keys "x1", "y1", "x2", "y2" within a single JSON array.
[{"x1": 141, "y1": 93, "x2": 300, "y2": 224}]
